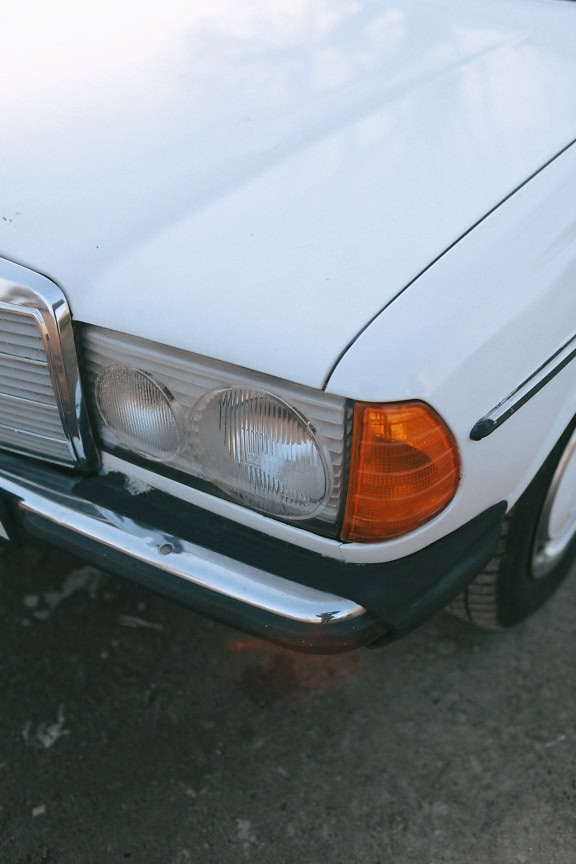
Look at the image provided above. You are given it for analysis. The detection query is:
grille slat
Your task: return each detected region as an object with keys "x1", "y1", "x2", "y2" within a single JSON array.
[
  {"x1": 0, "y1": 311, "x2": 49, "y2": 361},
  {"x1": 0, "y1": 354, "x2": 57, "y2": 404},
  {"x1": 0, "y1": 424, "x2": 72, "y2": 461},
  {"x1": 0, "y1": 394, "x2": 65, "y2": 439}
]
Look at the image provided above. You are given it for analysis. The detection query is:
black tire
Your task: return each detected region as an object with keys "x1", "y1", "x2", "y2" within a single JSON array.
[{"x1": 448, "y1": 419, "x2": 576, "y2": 630}]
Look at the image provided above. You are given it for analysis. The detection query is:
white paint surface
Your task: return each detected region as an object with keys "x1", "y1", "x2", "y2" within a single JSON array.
[{"x1": 1, "y1": 1, "x2": 576, "y2": 387}]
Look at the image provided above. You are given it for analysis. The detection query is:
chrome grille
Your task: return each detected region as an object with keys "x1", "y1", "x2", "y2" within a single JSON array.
[
  {"x1": 81, "y1": 326, "x2": 348, "y2": 525},
  {"x1": 0, "y1": 260, "x2": 97, "y2": 469},
  {"x1": 0, "y1": 309, "x2": 73, "y2": 463}
]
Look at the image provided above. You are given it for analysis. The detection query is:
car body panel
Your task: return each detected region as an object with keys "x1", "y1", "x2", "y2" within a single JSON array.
[{"x1": 2, "y1": 0, "x2": 576, "y2": 388}]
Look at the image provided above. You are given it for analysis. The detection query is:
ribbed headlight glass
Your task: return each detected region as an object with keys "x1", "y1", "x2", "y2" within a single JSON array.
[
  {"x1": 82, "y1": 327, "x2": 347, "y2": 529},
  {"x1": 96, "y1": 366, "x2": 184, "y2": 461},
  {"x1": 191, "y1": 387, "x2": 330, "y2": 518}
]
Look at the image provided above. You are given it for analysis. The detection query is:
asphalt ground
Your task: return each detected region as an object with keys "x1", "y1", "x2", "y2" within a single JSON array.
[{"x1": 0, "y1": 539, "x2": 575, "y2": 864}]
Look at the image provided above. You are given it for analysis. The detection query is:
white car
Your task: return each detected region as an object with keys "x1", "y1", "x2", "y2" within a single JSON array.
[{"x1": 1, "y1": 0, "x2": 576, "y2": 651}]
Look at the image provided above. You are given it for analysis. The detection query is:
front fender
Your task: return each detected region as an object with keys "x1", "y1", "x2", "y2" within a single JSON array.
[{"x1": 327, "y1": 140, "x2": 576, "y2": 565}]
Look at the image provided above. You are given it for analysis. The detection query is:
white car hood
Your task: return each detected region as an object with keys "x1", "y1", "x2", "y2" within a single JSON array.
[{"x1": 2, "y1": 0, "x2": 576, "y2": 389}]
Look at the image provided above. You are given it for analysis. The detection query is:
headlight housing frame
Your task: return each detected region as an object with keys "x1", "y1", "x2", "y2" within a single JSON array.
[{"x1": 81, "y1": 325, "x2": 350, "y2": 537}]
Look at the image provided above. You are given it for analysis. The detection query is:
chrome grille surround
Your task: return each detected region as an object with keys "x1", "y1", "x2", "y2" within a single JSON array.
[
  {"x1": 0, "y1": 258, "x2": 97, "y2": 469},
  {"x1": 81, "y1": 325, "x2": 348, "y2": 527}
]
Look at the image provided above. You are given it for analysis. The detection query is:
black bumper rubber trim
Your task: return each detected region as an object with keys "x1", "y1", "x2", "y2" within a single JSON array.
[
  {"x1": 75, "y1": 472, "x2": 506, "y2": 636},
  {"x1": 18, "y1": 510, "x2": 385, "y2": 654},
  {"x1": 0, "y1": 453, "x2": 506, "y2": 644}
]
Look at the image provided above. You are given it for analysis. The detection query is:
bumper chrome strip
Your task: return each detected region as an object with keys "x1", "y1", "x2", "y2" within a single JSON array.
[{"x1": 0, "y1": 463, "x2": 365, "y2": 626}]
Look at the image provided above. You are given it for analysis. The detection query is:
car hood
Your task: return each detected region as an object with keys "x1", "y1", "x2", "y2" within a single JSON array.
[{"x1": 2, "y1": 0, "x2": 576, "y2": 389}]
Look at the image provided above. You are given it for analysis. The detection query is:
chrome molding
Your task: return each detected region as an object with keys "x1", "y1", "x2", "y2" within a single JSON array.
[
  {"x1": 0, "y1": 258, "x2": 98, "y2": 468},
  {"x1": 0, "y1": 459, "x2": 366, "y2": 626},
  {"x1": 471, "y1": 333, "x2": 576, "y2": 441}
]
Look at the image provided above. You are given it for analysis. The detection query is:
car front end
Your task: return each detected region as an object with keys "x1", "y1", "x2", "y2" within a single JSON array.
[{"x1": 2, "y1": 0, "x2": 576, "y2": 650}]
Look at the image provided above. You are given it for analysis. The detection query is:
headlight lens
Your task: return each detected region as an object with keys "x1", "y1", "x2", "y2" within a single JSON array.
[
  {"x1": 96, "y1": 366, "x2": 184, "y2": 461},
  {"x1": 82, "y1": 327, "x2": 346, "y2": 529},
  {"x1": 191, "y1": 387, "x2": 330, "y2": 518}
]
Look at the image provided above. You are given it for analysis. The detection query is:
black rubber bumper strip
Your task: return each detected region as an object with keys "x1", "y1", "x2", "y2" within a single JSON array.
[
  {"x1": 75, "y1": 470, "x2": 505, "y2": 637},
  {"x1": 0, "y1": 452, "x2": 505, "y2": 646}
]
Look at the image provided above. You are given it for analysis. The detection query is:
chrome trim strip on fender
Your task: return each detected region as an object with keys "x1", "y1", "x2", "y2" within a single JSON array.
[
  {"x1": 471, "y1": 333, "x2": 576, "y2": 441},
  {"x1": 0, "y1": 258, "x2": 98, "y2": 469},
  {"x1": 0, "y1": 461, "x2": 365, "y2": 626}
]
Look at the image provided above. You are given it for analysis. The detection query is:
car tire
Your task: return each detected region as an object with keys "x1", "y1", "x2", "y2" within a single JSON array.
[{"x1": 448, "y1": 418, "x2": 576, "y2": 630}]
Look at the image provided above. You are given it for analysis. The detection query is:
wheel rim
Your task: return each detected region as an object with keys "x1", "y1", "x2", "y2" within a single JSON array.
[{"x1": 532, "y1": 429, "x2": 576, "y2": 580}]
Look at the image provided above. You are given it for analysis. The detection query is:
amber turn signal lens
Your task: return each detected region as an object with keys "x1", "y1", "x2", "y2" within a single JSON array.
[{"x1": 341, "y1": 401, "x2": 460, "y2": 542}]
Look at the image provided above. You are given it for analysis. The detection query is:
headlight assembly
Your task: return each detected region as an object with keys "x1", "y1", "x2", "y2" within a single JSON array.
[
  {"x1": 82, "y1": 327, "x2": 460, "y2": 540},
  {"x1": 82, "y1": 326, "x2": 346, "y2": 531}
]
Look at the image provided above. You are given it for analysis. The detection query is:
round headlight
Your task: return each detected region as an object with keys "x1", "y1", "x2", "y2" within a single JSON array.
[
  {"x1": 191, "y1": 388, "x2": 330, "y2": 519},
  {"x1": 96, "y1": 366, "x2": 184, "y2": 461}
]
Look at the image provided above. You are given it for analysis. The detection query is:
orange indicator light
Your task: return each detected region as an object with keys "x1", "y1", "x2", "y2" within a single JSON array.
[{"x1": 341, "y1": 401, "x2": 460, "y2": 542}]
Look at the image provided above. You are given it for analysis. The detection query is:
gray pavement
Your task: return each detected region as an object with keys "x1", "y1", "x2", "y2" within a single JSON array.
[{"x1": 0, "y1": 540, "x2": 575, "y2": 864}]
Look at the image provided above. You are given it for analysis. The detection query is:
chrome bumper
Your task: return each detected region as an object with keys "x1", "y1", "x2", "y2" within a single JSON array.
[{"x1": 0, "y1": 455, "x2": 383, "y2": 651}]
